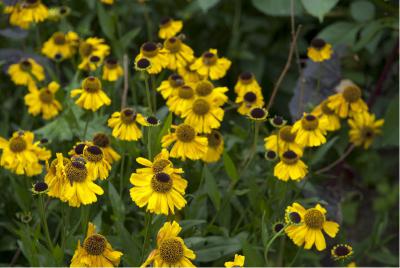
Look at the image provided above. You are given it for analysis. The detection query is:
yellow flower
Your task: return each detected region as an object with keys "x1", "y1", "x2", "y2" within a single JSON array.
[
  {"x1": 0, "y1": 131, "x2": 51, "y2": 176},
  {"x1": 158, "y1": 18, "x2": 183, "y2": 39},
  {"x1": 264, "y1": 126, "x2": 303, "y2": 156},
  {"x1": 102, "y1": 58, "x2": 123, "y2": 81},
  {"x1": 285, "y1": 202, "x2": 339, "y2": 251},
  {"x1": 312, "y1": 99, "x2": 341, "y2": 131},
  {"x1": 8, "y1": 58, "x2": 45, "y2": 88},
  {"x1": 71, "y1": 222, "x2": 123, "y2": 267},
  {"x1": 45, "y1": 155, "x2": 70, "y2": 201},
  {"x1": 41, "y1": 31, "x2": 79, "y2": 60},
  {"x1": 83, "y1": 145, "x2": 111, "y2": 180},
  {"x1": 347, "y1": 261, "x2": 357, "y2": 267},
  {"x1": 78, "y1": 37, "x2": 110, "y2": 71},
  {"x1": 166, "y1": 85, "x2": 196, "y2": 116},
  {"x1": 161, "y1": 124, "x2": 208, "y2": 160},
  {"x1": 71, "y1": 76, "x2": 111, "y2": 111},
  {"x1": 24, "y1": 81, "x2": 62, "y2": 120},
  {"x1": 190, "y1": 48, "x2": 231, "y2": 80},
  {"x1": 177, "y1": 60, "x2": 203, "y2": 83},
  {"x1": 130, "y1": 155, "x2": 187, "y2": 215},
  {"x1": 274, "y1": 150, "x2": 307, "y2": 181},
  {"x1": 328, "y1": 81, "x2": 368, "y2": 118},
  {"x1": 348, "y1": 112, "x2": 384, "y2": 149},
  {"x1": 164, "y1": 37, "x2": 194, "y2": 70},
  {"x1": 107, "y1": 108, "x2": 147, "y2": 141},
  {"x1": 157, "y1": 73, "x2": 185, "y2": 100},
  {"x1": 100, "y1": 0, "x2": 114, "y2": 4},
  {"x1": 194, "y1": 80, "x2": 228, "y2": 106},
  {"x1": 331, "y1": 244, "x2": 353, "y2": 261},
  {"x1": 225, "y1": 254, "x2": 245, "y2": 268},
  {"x1": 5, "y1": 0, "x2": 48, "y2": 29},
  {"x1": 56, "y1": 154, "x2": 104, "y2": 207},
  {"x1": 181, "y1": 95, "x2": 224, "y2": 134},
  {"x1": 141, "y1": 221, "x2": 196, "y2": 267},
  {"x1": 135, "y1": 42, "x2": 168, "y2": 74},
  {"x1": 248, "y1": 107, "x2": 268, "y2": 121},
  {"x1": 201, "y1": 130, "x2": 224, "y2": 163},
  {"x1": 236, "y1": 89, "x2": 264, "y2": 115},
  {"x1": 307, "y1": 38, "x2": 333, "y2": 62},
  {"x1": 68, "y1": 142, "x2": 89, "y2": 157},
  {"x1": 47, "y1": 6, "x2": 70, "y2": 21},
  {"x1": 234, "y1": 71, "x2": 262, "y2": 95},
  {"x1": 92, "y1": 133, "x2": 120, "y2": 164},
  {"x1": 292, "y1": 113, "x2": 328, "y2": 147}
]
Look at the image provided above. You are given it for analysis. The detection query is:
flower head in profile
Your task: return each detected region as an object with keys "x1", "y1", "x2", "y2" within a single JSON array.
[
  {"x1": 292, "y1": 113, "x2": 328, "y2": 147},
  {"x1": 166, "y1": 85, "x2": 196, "y2": 116},
  {"x1": 71, "y1": 76, "x2": 111, "y2": 111},
  {"x1": 71, "y1": 222, "x2": 123, "y2": 267},
  {"x1": 274, "y1": 150, "x2": 307, "y2": 181},
  {"x1": 307, "y1": 38, "x2": 333, "y2": 62},
  {"x1": 161, "y1": 124, "x2": 208, "y2": 160},
  {"x1": 102, "y1": 58, "x2": 123, "y2": 81},
  {"x1": 164, "y1": 36, "x2": 194, "y2": 70},
  {"x1": 107, "y1": 108, "x2": 147, "y2": 141},
  {"x1": 91, "y1": 133, "x2": 120, "y2": 164},
  {"x1": 225, "y1": 254, "x2": 245, "y2": 268},
  {"x1": 0, "y1": 131, "x2": 51, "y2": 176},
  {"x1": 157, "y1": 73, "x2": 185, "y2": 100},
  {"x1": 134, "y1": 42, "x2": 168, "y2": 74},
  {"x1": 78, "y1": 37, "x2": 110, "y2": 71},
  {"x1": 248, "y1": 107, "x2": 268, "y2": 121},
  {"x1": 312, "y1": 99, "x2": 341, "y2": 131},
  {"x1": 100, "y1": 0, "x2": 114, "y2": 4},
  {"x1": 5, "y1": 0, "x2": 49, "y2": 29},
  {"x1": 41, "y1": 31, "x2": 79, "y2": 60},
  {"x1": 201, "y1": 130, "x2": 224, "y2": 163},
  {"x1": 83, "y1": 145, "x2": 111, "y2": 180},
  {"x1": 8, "y1": 58, "x2": 45, "y2": 89},
  {"x1": 194, "y1": 79, "x2": 228, "y2": 106},
  {"x1": 24, "y1": 81, "x2": 62, "y2": 120},
  {"x1": 141, "y1": 221, "x2": 195, "y2": 267},
  {"x1": 190, "y1": 48, "x2": 231, "y2": 80},
  {"x1": 45, "y1": 154, "x2": 70, "y2": 201},
  {"x1": 348, "y1": 112, "x2": 384, "y2": 149},
  {"x1": 331, "y1": 244, "x2": 353, "y2": 261},
  {"x1": 178, "y1": 60, "x2": 203, "y2": 83},
  {"x1": 158, "y1": 17, "x2": 183, "y2": 39},
  {"x1": 234, "y1": 72, "x2": 262, "y2": 96},
  {"x1": 264, "y1": 125, "x2": 303, "y2": 156},
  {"x1": 285, "y1": 202, "x2": 339, "y2": 251}
]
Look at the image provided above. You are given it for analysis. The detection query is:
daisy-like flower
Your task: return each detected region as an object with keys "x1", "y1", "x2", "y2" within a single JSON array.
[
  {"x1": 177, "y1": 60, "x2": 203, "y2": 83},
  {"x1": 248, "y1": 107, "x2": 268, "y2": 121},
  {"x1": 201, "y1": 130, "x2": 224, "y2": 163},
  {"x1": 331, "y1": 244, "x2": 353, "y2": 261},
  {"x1": 285, "y1": 202, "x2": 340, "y2": 251},
  {"x1": 234, "y1": 71, "x2": 262, "y2": 95},
  {"x1": 194, "y1": 80, "x2": 228, "y2": 106},
  {"x1": 102, "y1": 58, "x2": 123, "y2": 82},
  {"x1": 41, "y1": 31, "x2": 79, "y2": 60},
  {"x1": 45, "y1": 155, "x2": 70, "y2": 201},
  {"x1": 135, "y1": 149, "x2": 183, "y2": 177},
  {"x1": 264, "y1": 126, "x2": 303, "y2": 156},
  {"x1": 130, "y1": 162, "x2": 187, "y2": 215},
  {"x1": 68, "y1": 142, "x2": 88, "y2": 157},
  {"x1": 236, "y1": 89, "x2": 265, "y2": 115},
  {"x1": 225, "y1": 254, "x2": 245, "y2": 268},
  {"x1": 78, "y1": 37, "x2": 110, "y2": 71},
  {"x1": 312, "y1": 99, "x2": 341, "y2": 131},
  {"x1": 269, "y1": 116, "x2": 287, "y2": 128},
  {"x1": 307, "y1": 38, "x2": 333, "y2": 62},
  {"x1": 181, "y1": 95, "x2": 224, "y2": 134},
  {"x1": 190, "y1": 49, "x2": 231, "y2": 80},
  {"x1": 292, "y1": 113, "x2": 328, "y2": 147},
  {"x1": 8, "y1": 58, "x2": 45, "y2": 88},
  {"x1": 92, "y1": 133, "x2": 120, "y2": 164},
  {"x1": 0, "y1": 131, "x2": 51, "y2": 176},
  {"x1": 4, "y1": 0, "x2": 48, "y2": 29},
  {"x1": 163, "y1": 37, "x2": 194, "y2": 70},
  {"x1": 100, "y1": 0, "x2": 114, "y2": 4},
  {"x1": 24, "y1": 81, "x2": 62, "y2": 120},
  {"x1": 161, "y1": 124, "x2": 208, "y2": 160},
  {"x1": 348, "y1": 112, "x2": 384, "y2": 149},
  {"x1": 274, "y1": 150, "x2": 307, "y2": 181},
  {"x1": 83, "y1": 145, "x2": 111, "y2": 180},
  {"x1": 107, "y1": 108, "x2": 147, "y2": 141},
  {"x1": 265, "y1": 150, "x2": 278, "y2": 161},
  {"x1": 157, "y1": 73, "x2": 185, "y2": 100},
  {"x1": 56, "y1": 154, "x2": 103, "y2": 207},
  {"x1": 328, "y1": 81, "x2": 368, "y2": 118},
  {"x1": 31, "y1": 181, "x2": 48, "y2": 195},
  {"x1": 142, "y1": 221, "x2": 196, "y2": 267},
  {"x1": 71, "y1": 222, "x2": 123, "y2": 267},
  {"x1": 134, "y1": 42, "x2": 168, "y2": 74},
  {"x1": 166, "y1": 85, "x2": 196, "y2": 116},
  {"x1": 71, "y1": 76, "x2": 111, "y2": 111},
  {"x1": 158, "y1": 18, "x2": 183, "y2": 39},
  {"x1": 272, "y1": 221, "x2": 285, "y2": 233}
]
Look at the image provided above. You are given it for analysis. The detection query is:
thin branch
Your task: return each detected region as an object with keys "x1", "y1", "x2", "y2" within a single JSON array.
[
  {"x1": 315, "y1": 144, "x2": 355, "y2": 175},
  {"x1": 121, "y1": 54, "x2": 129, "y2": 109},
  {"x1": 9, "y1": 248, "x2": 21, "y2": 267},
  {"x1": 266, "y1": 25, "x2": 302, "y2": 111}
]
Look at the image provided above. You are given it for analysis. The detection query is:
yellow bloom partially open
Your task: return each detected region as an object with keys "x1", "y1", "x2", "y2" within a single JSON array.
[
  {"x1": 307, "y1": 38, "x2": 333, "y2": 62},
  {"x1": 8, "y1": 58, "x2": 45, "y2": 88},
  {"x1": 78, "y1": 37, "x2": 110, "y2": 71},
  {"x1": 201, "y1": 130, "x2": 224, "y2": 163},
  {"x1": 5, "y1": 0, "x2": 48, "y2": 29},
  {"x1": 41, "y1": 31, "x2": 79, "y2": 60},
  {"x1": 71, "y1": 76, "x2": 111, "y2": 111},
  {"x1": 225, "y1": 254, "x2": 245, "y2": 268},
  {"x1": 158, "y1": 18, "x2": 183, "y2": 39},
  {"x1": 164, "y1": 37, "x2": 194, "y2": 70},
  {"x1": 102, "y1": 58, "x2": 123, "y2": 81},
  {"x1": 274, "y1": 150, "x2": 307, "y2": 181},
  {"x1": 348, "y1": 112, "x2": 384, "y2": 149},
  {"x1": 190, "y1": 49, "x2": 231, "y2": 80},
  {"x1": 292, "y1": 113, "x2": 328, "y2": 147}
]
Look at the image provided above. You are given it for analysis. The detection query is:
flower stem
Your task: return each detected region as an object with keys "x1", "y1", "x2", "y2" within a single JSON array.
[
  {"x1": 81, "y1": 205, "x2": 90, "y2": 234},
  {"x1": 147, "y1": 127, "x2": 153, "y2": 160},
  {"x1": 82, "y1": 115, "x2": 90, "y2": 140},
  {"x1": 264, "y1": 224, "x2": 288, "y2": 265},
  {"x1": 144, "y1": 75, "x2": 153, "y2": 113},
  {"x1": 119, "y1": 153, "x2": 125, "y2": 197},
  {"x1": 38, "y1": 195, "x2": 53, "y2": 251},
  {"x1": 141, "y1": 212, "x2": 153, "y2": 263}
]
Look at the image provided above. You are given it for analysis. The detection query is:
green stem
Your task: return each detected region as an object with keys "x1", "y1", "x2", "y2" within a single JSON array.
[
  {"x1": 38, "y1": 196, "x2": 53, "y2": 251},
  {"x1": 82, "y1": 115, "x2": 90, "y2": 140},
  {"x1": 264, "y1": 224, "x2": 288, "y2": 265},
  {"x1": 243, "y1": 121, "x2": 260, "y2": 169},
  {"x1": 119, "y1": 154, "x2": 126, "y2": 197},
  {"x1": 144, "y1": 75, "x2": 153, "y2": 113},
  {"x1": 147, "y1": 128, "x2": 153, "y2": 160},
  {"x1": 288, "y1": 247, "x2": 301, "y2": 266},
  {"x1": 141, "y1": 212, "x2": 153, "y2": 262},
  {"x1": 81, "y1": 205, "x2": 90, "y2": 234}
]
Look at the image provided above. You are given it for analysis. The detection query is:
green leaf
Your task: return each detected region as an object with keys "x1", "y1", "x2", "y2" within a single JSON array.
[
  {"x1": 35, "y1": 117, "x2": 74, "y2": 141},
  {"x1": 252, "y1": 0, "x2": 304, "y2": 16},
  {"x1": 301, "y1": 0, "x2": 339, "y2": 22},
  {"x1": 242, "y1": 240, "x2": 264, "y2": 266},
  {"x1": 196, "y1": 0, "x2": 220, "y2": 13},
  {"x1": 157, "y1": 112, "x2": 173, "y2": 143},
  {"x1": 318, "y1": 21, "x2": 362, "y2": 46},
  {"x1": 380, "y1": 97, "x2": 399, "y2": 147},
  {"x1": 310, "y1": 136, "x2": 339, "y2": 166},
  {"x1": 203, "y1": 165, "x2": 221, "y2": 210},
  {"x1": 108, "y1": 182, "x2": 125, "y2": 221},
  {"x1": 97, "y1": 2, "x2": 115, "y2": 39},
  {"x1": 120, "y1": 27, "x2": 141, "y2": 49},
  {"x1": 223, "y1": 151, "x2": 239, "y2": 182},
  {"x1": 350, "y1": 0, "x2": 376, "y2": 22}
]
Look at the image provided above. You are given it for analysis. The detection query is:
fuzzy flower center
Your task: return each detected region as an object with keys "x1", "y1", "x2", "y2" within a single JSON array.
[
  {"x1": 151, "y1": 172, "x2": 173, "y2": 193},
  {"x1": 195, "y1": 80, "x2": 213, "y2": 96},
  {"x1": 343, "y1": 86, "x2": 361, "y2": 103},
  {"x1": 334, "y1": 245, "x2": 351, "y2": 257},
  {"x1": 244, "y1": 92, "x2": 257, "y2": 103},
  {"x1": 207, "y1": 130, "x2": 222, "y2": 148},
  {"x1": 361, "y1": 127, "x2": 374, "y2": 139},
  {"x1": 152, "y1": 159, "x2": 171, "y2": 173},
  {"x1": 83, "y1": 77, "x2": 101, "y2": 93},
  {"x1": 159, "y1": 238, "x2": 184, "y2": 264},
  {"x1": 141, "y1": 42, "x2": 158, "y2": 58},
  {"x1": 9, "y1": 136, "x2": 27, "y2": 153},
  {"x1": 168, "y1": 74, "x2": 184, "y2": 88},
  {"x1": 282, "y1": 150, "x2": 298, "y2": 165},
  {"x1": 178, "y1": 86, "x2": 194, "y2": 99},
  {"x1": 301, "y1": 115, "x2": 319, "y2": 131},
  {"x1": 53, "y1": 32, "x2": 66, "y2": 45},
  {"x1": 321, "y1": 101, "x2": 335, "y2": 115},
  {"x1": 93, "y1": 133, "x2": 110, "y2": 148},
  {"x1": 192, "y1": 99, "x2": 210, "y2": 115},
  {"x1": 304, "y1": 209, "x2": 325, "y2": 229},
  {"x1": 84, "y1": 234, "x2": 106, "y2": 255},
  {"x1": 311, "y1": 38, "x2": 326, "y2": 50},
  {"x1": 120, "y1": 108, "x2": 137, "y2": 124},
  {"x1": 202, "y1": 51, "x2": 217, "y2": 66},
  {"x1": 83, "y1": 145, "x2": 103, "y2": 162},
  {"x1": 176, "y1": 124, "x2": 196, "y2": 142},
  {"x1": 279, "y1": 126, "x2": 296, "y2": 143},
  {"x1": 19, "y1": 60, "x2": 32, "y2": 72},
  {"x1": 79, "y1": 42, "x2": 93, "y2": 57},
  {"x1": 250, "y1": 107, "x2": 266, "y2": 119},
  {"x1": 164, "y1": 37, "x2": 182, "y2": 53},
  {"x1": 239, "y1": 72, "x2": 254, "y2": 84},
  {"x1": 65, "y1": 161, "x2": 88, "y2": 183},
  {"x1": 39, "y1": 88, "x2": 54, "y2": 104}
]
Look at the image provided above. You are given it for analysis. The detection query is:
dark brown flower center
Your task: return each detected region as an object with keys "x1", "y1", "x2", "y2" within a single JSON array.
[
  {"x1": 164, "y1": 37, "x2": 181, "y2": 53},
  {"x1": 19, "y1": 60, "x2": 32, "y2": 71},
  {"x1": 159, "y1": 238, "x2": 184, "y2": 264},
  {"x1": 273, "y1": 222, "x2": 284, "y2": 233},
  {"x1": 120, "y1": 108, "x2": 137, "y2": 124},
  {"x1": 93, "y1": 133, "x2": 110, "y2": 148},
  {"x1": 83, "y1": 76, "x2": 101, "y2": 93},
  {"x1": 301, "y1": 115, "x2": 319, "y2": 130},
  {"x1": 192, "y1": 99, "x2": 210, "y2": 115},
  {"x1": 151, "y1": 172, "x2": 173, "y2": 193},
  {"x1": 160, "y1": 17, "x2": 172, "y2": 27},
  {"x1": 146, "y1": 116, "x2": 159, "y2": 125},
  {"x1": 178, "y1": 86, "x2": 194, "y2": 99},
  {"x1": 207, "y1": 130, "x2": 222, "y2": 148},
  {"x1": 136, "y1": 58, "x2": 151, "y2": 70},
  {"x1": 265, "y1": 150, "x2": 277, "y2": 160},
  {"x1": 244, "y1": 92, "x2": 257, "y2": 103},
  {"x1": 53, "y1": 32, "x2": 66, "y2": 45},
  {"x1": 289, "y1": 212, "x2": 301, "y2": 224},
  {"x1": 105, "y1": 58, "x2": 118, "y2": 69},
  {"x1": 176, "y1": 124, "x2": 195, "y2": 142},
  {"x1": 334, "y1": 245, "x2": 351, "y2": 257},
  {"x1": 311, "y1": 38, "x2": 326, "y2": 50},
  {"x1": 65, "y1": 161, "x2": 88, "y2": 182},
  {"x1": 304, "y1": 209, "x2": 325, "y2": 229},
  {"x1": 83, "y1": 145, "x2": 103, "y2": 162},
  {"x1": 79, "y1": 42, "x2": 93, "y2": 57},
  {"x1": 282, "y1": 150, "x2": 298, "y2": 165},
  {"x1": 74, "y1": 143, "x2": 86, "y2": 155},
  {"x1": 142, "y1": 42, "x2": 158, "y2": 58},
  {"x1": 34, "y1": 181, "x2": 48, "y2": 192},
  {"x1": 321, "y1": 100, "x2": 335, "y2": 115},
  {"x1": 343, "y1": 86, "x2": 361, "y2": 103},
  {"x1": 250, "y1": 108, "x2": 266, "y2": 119},
  {"x1": 152, "y1": 159, "x2": 171, "y2": 173},
  {"x1": 195, "y1": 80, "x2": 213, "y2": 96},
  {"x1": 202, "y1": 51, "x2": 217, "y2": 66},
  {"x1": 279, "y1": 126, "x2": 296, "y2": 143},
  {"x1": 9, "y1": 136, "x2": 27, "y2": 153},
  {"x1": 168, "y1": 74, "x2": 184, "y2": 88},
  {"x1": 39, "y1": 89, "x2": 54, "y2": 104},
  {"x1": 83, "y1": 234, "x2": 106, "y2": 255}
]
